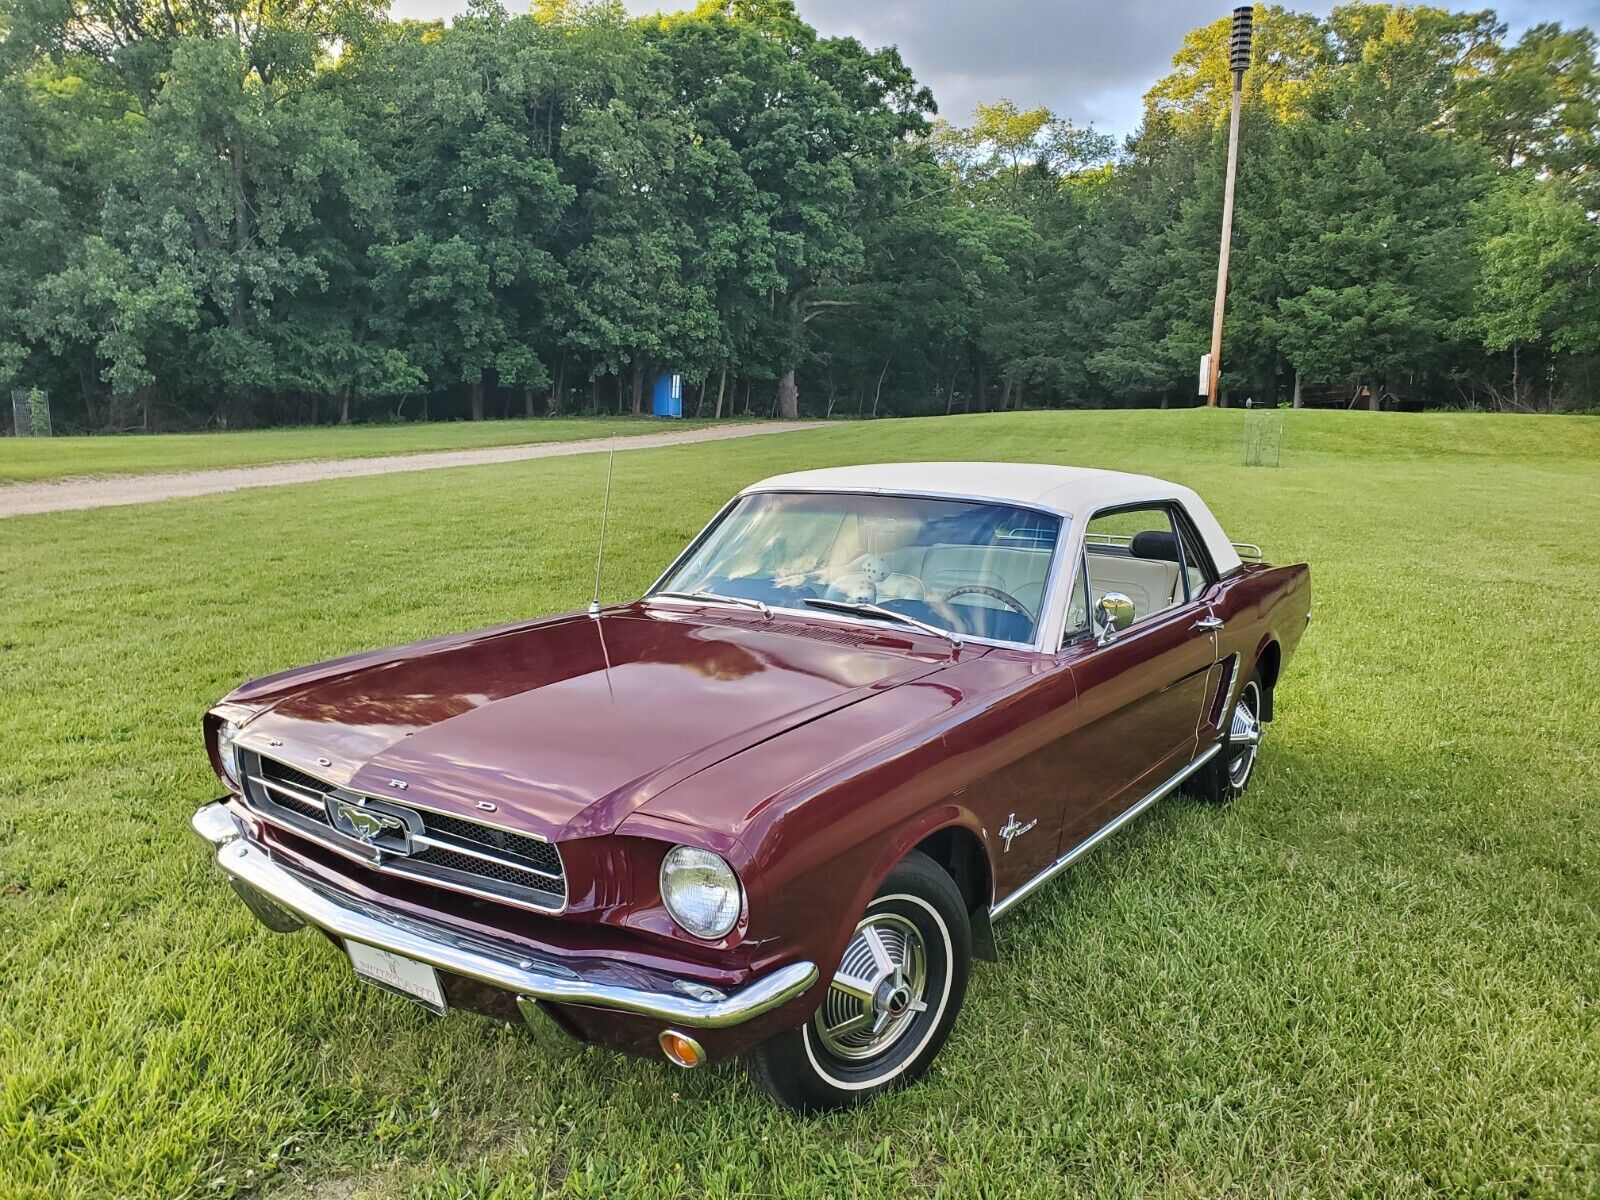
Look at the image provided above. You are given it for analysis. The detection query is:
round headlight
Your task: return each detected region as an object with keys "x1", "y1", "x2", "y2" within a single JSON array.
[
  {"x1": 659, "y1": 845, "x2": 742, "y2": 940},
  {"x1": 217, "y1": 720, "x2": 242, "y2": 787}
]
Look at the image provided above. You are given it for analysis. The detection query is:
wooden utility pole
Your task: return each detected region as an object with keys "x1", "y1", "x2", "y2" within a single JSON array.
[{"x1": 1207, "y1": 6, "x2": 1254, "y2": 407}]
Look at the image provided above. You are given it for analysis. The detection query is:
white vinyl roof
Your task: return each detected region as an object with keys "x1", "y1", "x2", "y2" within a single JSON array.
[{"x1": 743, "y1": 462, "x2": 1243, "y2": 575}]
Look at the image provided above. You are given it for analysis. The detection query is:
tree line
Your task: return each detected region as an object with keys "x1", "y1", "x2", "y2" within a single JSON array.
[{"x1": 1, "y1": 0, "x2": 1596, "y2": 432}]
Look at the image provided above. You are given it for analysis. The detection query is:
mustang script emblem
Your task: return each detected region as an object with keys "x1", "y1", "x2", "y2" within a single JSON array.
[
  {"x1": 999, "y1": 813, "x2": 1037, "y2": 853},
  {"x1": 328, "y1": 798, "x2": 411, "y2": 852}
]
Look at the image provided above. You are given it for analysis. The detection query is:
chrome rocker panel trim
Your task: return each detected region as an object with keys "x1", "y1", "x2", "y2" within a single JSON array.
[
  {"x1": 192, "y1": 802, "x2": 818, "y2": 1029},
  {"x1": 989, "y1": 742, "x2": 1222, "y2": 919}
]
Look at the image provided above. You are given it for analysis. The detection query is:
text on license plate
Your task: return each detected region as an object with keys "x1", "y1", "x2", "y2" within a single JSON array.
[{"x1": 346, "y1": 941, "x2": 447, "y2": 1014}]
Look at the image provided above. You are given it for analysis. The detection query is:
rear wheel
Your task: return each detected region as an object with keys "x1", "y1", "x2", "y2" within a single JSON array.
[
  {"x1": 743, "y1": 851, "x2": 970, "y2": 1112},
  {"x1": 1188, "y1": 673, "x2": 1265, "y2": 805}
]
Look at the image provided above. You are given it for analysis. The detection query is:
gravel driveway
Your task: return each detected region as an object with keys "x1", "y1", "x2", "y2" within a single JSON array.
[{"x1": 0, "y1": 422, "x2": 812, "y2": 518}]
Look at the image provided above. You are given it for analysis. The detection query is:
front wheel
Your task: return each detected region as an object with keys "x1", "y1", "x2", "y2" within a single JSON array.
[{"x1": 743, "y1": 851, "x2": 970, "y2": 1112}]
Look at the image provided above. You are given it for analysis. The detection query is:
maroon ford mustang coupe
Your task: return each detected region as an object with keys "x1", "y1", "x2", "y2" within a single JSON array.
[{"x1": 194, "y1": 462, "x2": 1310, "y2": 1109}]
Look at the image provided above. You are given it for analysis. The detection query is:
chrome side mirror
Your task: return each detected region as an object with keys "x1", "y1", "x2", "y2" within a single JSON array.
[{"x1": 1094, "y1": 592, "x2": 1135, "y2": 645}]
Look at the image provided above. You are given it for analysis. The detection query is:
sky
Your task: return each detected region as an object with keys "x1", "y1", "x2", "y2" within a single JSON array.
[{"x1": 386, "y1": 0, "x2": 1600, "y2": 141}]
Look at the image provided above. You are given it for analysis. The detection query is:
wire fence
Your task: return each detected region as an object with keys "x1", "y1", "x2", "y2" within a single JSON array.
[
  {"x1": 1241, "y1": 408, "x2": 1282, "y2": 467},
  {"x1": 9, "y1": 389, "x2": 52, "y2": 436}
]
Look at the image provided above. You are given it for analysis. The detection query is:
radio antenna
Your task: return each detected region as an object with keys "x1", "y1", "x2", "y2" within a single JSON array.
[{"x1": 588, "y1": 436, "x2": 617, "y2": 617}]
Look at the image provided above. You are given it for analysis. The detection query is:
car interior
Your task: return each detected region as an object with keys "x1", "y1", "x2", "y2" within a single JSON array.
[
  {"x1": 694, "y1": 499, "x2": 1059, "y2": 644},
  {"x1": 1067, "y1": 507, "x2": 1208, "y2": 635},
  {"x1": 671, "y1": 495, "x2": 1215, "y2": 647}
]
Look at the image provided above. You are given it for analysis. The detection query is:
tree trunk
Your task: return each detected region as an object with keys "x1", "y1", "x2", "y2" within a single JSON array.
[
  {"x1": 776, "y1": 369, "x2": 799, "y2": 420},
  {"x1": 695, "y1": 377, "x2": 707, "y2": 418},
  {"x1": 630, "y1": 361, "x2": 645, "y2": 415},
  {"x1": 523, "y1": 387, "x2": 535, "y2": 418},
  {"x1": 944, "y1": 373, "x2": 957, "y2": 415},
  {"x1": 714, "y1": 367, "x2": 726, "y2": 419},
  {"x1": 1292, "y1": 371, "x2": 1303, "y2": 409},
  {"x1": 999, "y1": 377, "x2": 1012, "y2": 412},
  {"x1": 871, "y1": 356, "x2": 890, "y2": 417},
  {"x1": 470, "y1": 378, "x2": 484, "y2": 420},
  {"x1": 974, "y1": 354, "x2": 987, "y2": 413},
  {"x1": 743, "y1": 378, "x2": 751, "y2": 415},
  {"x1": 1160, "y1": 395, "x2": 1170, "y2": 410},
  {"x1": 231, "y1": 135, "x2": 249, "y2": 333},
  {"x1": 339, "y1": 386, "x2": 353, "y2": 424},
  {"x1": 550, "y1": 361, "x2": 565, "y2": 415},
  {"x1": 1367, "y1": 379, "x2": 1380, "y2": 411}
]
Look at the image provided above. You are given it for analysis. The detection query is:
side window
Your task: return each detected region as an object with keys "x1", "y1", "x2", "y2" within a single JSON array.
[
  {"x1": 1174, "y1": 509, "x2": 1214, "y2": 599},
  {"x1": 1083, "y1": 505, "x2": 1188, "y2": 627},
  {"x1": 1062, "y1": 548, "x2": 1092, "y2": 645}
]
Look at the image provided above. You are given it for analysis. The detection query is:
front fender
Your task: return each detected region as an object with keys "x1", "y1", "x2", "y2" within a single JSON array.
[{"x1": 652, "y1": 664, "x2": 1006, "y2": 1022}]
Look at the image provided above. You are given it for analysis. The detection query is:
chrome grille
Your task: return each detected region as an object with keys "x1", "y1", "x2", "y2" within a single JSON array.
[
  {"x1": 420, "y1": 810, "x2": 560, "y2": 876},
  {"x1": 238, "y1": 750, "x2": 566, "y2": 913}
]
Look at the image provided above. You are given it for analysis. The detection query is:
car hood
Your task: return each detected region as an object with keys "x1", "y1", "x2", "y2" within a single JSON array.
[{"x1": 229, "y1": 606, "x2": 948, "y2": 839}]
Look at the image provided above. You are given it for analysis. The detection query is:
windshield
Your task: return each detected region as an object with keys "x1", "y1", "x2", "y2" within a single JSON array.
[{"x1": 656, "y1": 491, "x2": 1062, "y2": 644}]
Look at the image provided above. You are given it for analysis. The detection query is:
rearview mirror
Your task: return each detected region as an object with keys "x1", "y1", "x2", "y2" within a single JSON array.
[{"x1": 1094, "y1": 592, "x2": 1135, "y2": 645}]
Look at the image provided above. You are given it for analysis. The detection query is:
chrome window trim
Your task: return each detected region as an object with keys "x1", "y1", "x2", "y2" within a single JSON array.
[
  {"x1": 1058, "y1": 545, "x2": 1095, "y2": 649},
  {"x1": 1068, "y1": 497, "x2": 1215, "y2": 635},
  {"x1": 645, "y1": 488, "x2": 1074, "y2": 655}
]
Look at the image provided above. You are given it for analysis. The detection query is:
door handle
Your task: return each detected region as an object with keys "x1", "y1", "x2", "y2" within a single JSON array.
[{"x1": 1196, "y1": 615, "x2": 1224, "y2": 631}]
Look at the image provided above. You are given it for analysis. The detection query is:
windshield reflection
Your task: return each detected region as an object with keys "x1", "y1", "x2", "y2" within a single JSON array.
[{"x1": 656, "y1": 491, "x2": 1061, "y2": 644}]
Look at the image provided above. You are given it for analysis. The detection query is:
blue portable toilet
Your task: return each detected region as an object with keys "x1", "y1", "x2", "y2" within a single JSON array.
[{"x1": 651, "y1": 372, "x2": 683, "y2": 418}]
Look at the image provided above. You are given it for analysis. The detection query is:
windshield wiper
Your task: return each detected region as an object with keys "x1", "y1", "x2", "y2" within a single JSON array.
[
  {"x1": 802, "y1": 598, "x2": 962, "y2": 648},
  {"x1": 650, "y1": 590, "x2": 771, "y2": 619}
]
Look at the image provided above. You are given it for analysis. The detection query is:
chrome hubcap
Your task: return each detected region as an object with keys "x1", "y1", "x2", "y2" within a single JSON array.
[
  {"x1": 1227, "y1": 680, "x2": 1263, "y2": 788},
  {"x1": 813, "y1": 912, "x2": 928, "y2": 1061}
]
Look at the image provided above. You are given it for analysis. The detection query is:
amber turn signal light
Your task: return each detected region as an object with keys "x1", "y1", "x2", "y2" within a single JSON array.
[{"x1": 658, "y1": 1029, "x2": 705, "y2": 1069}]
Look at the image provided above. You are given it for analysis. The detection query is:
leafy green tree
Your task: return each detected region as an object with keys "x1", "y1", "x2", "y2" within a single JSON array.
[
  {"x1": 364, "y1": 4, "x2": 573, "y2": 418},
  {"x1": 658, "y1": 0, "x2": 934, "y2": 418},
  {"x1": 1457, "y1": 22, "x2": 1600, "y2": 211},
  {"x1": 1264, "y1": 6, "x2": 1491, "y2": 404},
  {"x1": 1469, "y1": 174, "x2": 1600, "y2": 406},
  {"x1": 1143, "y1": 3, "x2": 1331, "y2": 132},
  {"x1": 3, "y1": 0, "x2": 1599, "y2": 425}
]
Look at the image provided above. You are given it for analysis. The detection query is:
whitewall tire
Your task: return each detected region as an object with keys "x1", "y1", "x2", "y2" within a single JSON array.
[{"x1": 743, "y1": 851, "x2": 971, "y2": 1111}]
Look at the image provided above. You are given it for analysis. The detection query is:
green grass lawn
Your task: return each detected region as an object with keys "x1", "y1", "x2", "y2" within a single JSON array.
[
  {"x1": 1, "y1": 409, "x2": 1597, "y2": 1199},
  {"x1": 0, "y1": 415, "x2": 718, "y2": 483}
]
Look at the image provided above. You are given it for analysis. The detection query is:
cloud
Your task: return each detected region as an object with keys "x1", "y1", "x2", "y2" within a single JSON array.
[
  {"x1": 755, "y1": 0, "x2": 1600, "y2": 136},
  {"x1": 669, "y1": 0, "x2": 1200, "y2": 133},
  {"x1": 390, "y1": 0, "x2": 1600, "y2": 139}
]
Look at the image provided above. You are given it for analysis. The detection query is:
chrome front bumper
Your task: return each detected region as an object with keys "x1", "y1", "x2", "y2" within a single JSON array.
[{"x1": 192, "y1": 802, "x2": 817, "y2": 1030}]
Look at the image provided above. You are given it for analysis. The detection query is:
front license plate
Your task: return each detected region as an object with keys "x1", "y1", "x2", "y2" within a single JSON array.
[{"x1": 346, "y1": 941, "x2": 447, "y2": 1014}]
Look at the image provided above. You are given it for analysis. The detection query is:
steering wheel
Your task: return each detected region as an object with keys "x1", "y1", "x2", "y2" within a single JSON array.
[{"x1": 943, "y1": 584, "x2": 1035, "y2": 621}]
